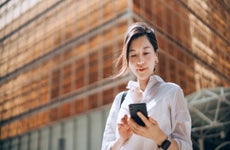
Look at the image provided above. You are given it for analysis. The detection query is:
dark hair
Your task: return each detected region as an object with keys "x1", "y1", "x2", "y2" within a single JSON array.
[{"x1": 115, "y1": 22, "x2": 158, "y2": 78}]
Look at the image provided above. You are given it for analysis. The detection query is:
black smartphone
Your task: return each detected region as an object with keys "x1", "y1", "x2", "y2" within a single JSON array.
[{"x1": 129, "y1": 103, "x2": 148, "y2": 126}]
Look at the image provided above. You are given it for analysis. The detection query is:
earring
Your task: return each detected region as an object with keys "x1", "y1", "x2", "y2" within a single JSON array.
[{"x1": 154, "y1": 63, "x2": 158, "y2": 72}]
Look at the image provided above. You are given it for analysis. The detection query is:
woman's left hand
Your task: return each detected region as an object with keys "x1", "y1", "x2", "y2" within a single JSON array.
[{"x1": 128, "y1": 112, "x2": 167, "y2": 146}]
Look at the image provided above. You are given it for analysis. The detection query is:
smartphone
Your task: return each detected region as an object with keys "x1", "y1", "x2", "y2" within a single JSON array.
[{"x1": 129, "y1": 103, "x2": 148, "y2": 126}]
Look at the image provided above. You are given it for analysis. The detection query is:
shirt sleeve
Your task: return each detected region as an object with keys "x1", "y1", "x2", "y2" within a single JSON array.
[
  {"x1": 101, "y1": 92, "x2": 123, "y2": 150},
  {"x1": 170, "y1": 86, "x2": 193, "y2": 150}
]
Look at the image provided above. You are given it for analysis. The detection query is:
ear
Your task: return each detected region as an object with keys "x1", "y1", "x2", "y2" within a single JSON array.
[{"x1": 155, "y1": 52, "x2": 159, "y2": 64}]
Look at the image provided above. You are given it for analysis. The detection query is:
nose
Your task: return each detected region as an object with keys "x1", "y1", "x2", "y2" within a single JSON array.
[{"x1": 137, "y1": 55, "x2": 144, "y2": 65}]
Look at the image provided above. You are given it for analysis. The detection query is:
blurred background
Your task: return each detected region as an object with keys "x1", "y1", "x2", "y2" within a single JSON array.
[{"x1": 0, "y1": 0, "x2": 229, "y2": 149}]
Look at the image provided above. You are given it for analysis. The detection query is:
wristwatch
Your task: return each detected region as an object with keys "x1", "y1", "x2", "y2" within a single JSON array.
[{"x1": 158, "y1": 136, "x2": 171, "y2": 150}]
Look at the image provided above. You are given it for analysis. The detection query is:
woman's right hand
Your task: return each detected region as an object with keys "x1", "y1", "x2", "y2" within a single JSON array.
[
  {"x1": 118, "y1": 114, "x2": 132, "y2": 142},
  {"x1": 111, "y1": 115, "x2": 132, "y2": 150}
]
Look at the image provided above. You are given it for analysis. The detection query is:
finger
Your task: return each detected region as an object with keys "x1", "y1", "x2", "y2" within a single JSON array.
[
  {"x1": 128, "y1": 118, "x2": 137, "y2": 130},
  {"x1": 118, "y1": 123, "x2": 124, "y2": 126},
  {"x1": 137, "y1": 112, "x2": 152, "y2": 127},
  {"x1": 128, "y1": 118, "x2": 144, "y2": 133},
  {"x1": 149, "y1": 117, "x2": 157, "y2": 125},
  {"x1": 127, "y1": 117, "x2": 135, "y2": 126},
  {"x1": 118, "y1": 123, "x2": 123, "y2": 130},
  {"x1": 121, "y1": 114, "x2": 128, "y2": 123},
  {"x1": 121, "y1": 114, "x2": 126, "y2": 120}
]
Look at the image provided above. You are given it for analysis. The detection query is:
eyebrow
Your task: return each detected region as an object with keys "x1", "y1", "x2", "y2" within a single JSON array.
[
  {"x1": 130, "y1": 46, "x2": 151, "y2": 51},
  {"x1": 129, "y1": 45, "x2": 152, "y2": 53},
  {"x1": 143, "y1": 46, "x2": 151, "y2": 49},
  {"x1": 129, "y1": 49, "x2": 135, "y2": 52}
]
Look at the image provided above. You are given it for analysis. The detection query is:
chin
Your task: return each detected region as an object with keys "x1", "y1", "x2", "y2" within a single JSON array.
[{"x1": 137, "y1": 75, "x2": 151, "y2": 81}]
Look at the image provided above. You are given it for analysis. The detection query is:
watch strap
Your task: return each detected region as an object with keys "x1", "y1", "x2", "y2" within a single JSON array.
[{"x1": 158, "y1": 136, "x2": 171, "y2": 150}]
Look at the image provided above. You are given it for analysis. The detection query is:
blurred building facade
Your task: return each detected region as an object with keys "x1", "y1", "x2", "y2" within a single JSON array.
[{"x1": 0, "y1": 0, "x2": 229, "y2": 150}]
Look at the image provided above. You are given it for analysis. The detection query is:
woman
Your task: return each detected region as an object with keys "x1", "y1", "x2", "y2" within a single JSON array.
[{"x1": 101, "y1": 22, "x2": 192, "y2": 150}]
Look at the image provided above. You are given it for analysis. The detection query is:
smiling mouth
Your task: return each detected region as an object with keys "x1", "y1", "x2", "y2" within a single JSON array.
[{"x1": 138, "y1": 68, "x2": 146, "y2": 72}]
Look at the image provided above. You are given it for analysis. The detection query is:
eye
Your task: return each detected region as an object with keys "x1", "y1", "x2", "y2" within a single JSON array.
[
  {"x1": 129, "y1": 54, "x2": 137, "y2": 58},
  {"x1": 129, "y1": 53, "x2": 137, "y2": 57},
  {"x1": 143, "y1": 52, "x2": 150, "y2": 55}
]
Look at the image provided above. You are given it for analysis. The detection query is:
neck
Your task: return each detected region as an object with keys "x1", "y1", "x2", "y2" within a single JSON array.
[{"x1": 138, "y1": 78, "x2": 149, "y2": 91}]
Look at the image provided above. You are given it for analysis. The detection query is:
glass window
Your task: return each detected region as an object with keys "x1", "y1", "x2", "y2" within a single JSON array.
[
  {"x1": 75, "y1": 116, "x2": 88, "y2": 150},
  {"x1": 29, "y1": 131, "x2": 38, "y2": 150},
  {"x1": 2, "y1": 139, "x2": 10, "y2": 150},
  {"x1": 64, "y1": 120, "x2": 74, "y2": 150},
  {"x1": 19, "y1": 134, "x2": 28, "y2": 150},
  {"x1": 89, "y1": 111, "x2": 104, "y2": 150},
  {"x1": 11, "y1": 137, "x2": 19, "y2": 150},
  {"x1": 51, "y1": 124, "x2": 61, "y2": 150},
  {"x1": 40, "y1": 127, "x2": 49, "y2": 150}
]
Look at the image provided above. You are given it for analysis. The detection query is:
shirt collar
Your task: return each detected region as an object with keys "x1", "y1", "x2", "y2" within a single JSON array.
[
  {"x1": 145, "y1": 75, "x2": 164, "y2": 91},
  {"x1": 126, "y1": 75, "x2": 164, "y2": 91}
]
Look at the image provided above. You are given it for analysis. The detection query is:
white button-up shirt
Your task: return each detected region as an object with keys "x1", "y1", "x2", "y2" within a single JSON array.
[{"x1": 102, "y1": 75, "x2": 192, "y2": 150}]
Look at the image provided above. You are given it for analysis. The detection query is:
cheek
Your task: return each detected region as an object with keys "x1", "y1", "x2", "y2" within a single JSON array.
[
  {"x1": 128, "y1": 63, "x2": 135, "y2": 71},
  {"x1": 150, "y1": 58, "x2": 157, "y2": 65},
  {"x1": 146, "y1": 54, "x2": 156, "y2": 62},
  {"x1": 128, "y1": 58, "x2": 136, "y2": 66},
  {"x1": 128, "y1": 63, "x2": 138, "y2": 75},
  {"x1": 147, "y1": 58, "x2": 157, "y2": 69}
]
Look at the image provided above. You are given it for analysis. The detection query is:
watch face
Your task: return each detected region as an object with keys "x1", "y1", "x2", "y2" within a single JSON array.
[{"x1": 162, "y1": 139, "x2": 171, "y2": 150}]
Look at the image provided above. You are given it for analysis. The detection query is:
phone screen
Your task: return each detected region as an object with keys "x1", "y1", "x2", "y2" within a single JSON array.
[{"x1": 129, "y1": 103, "x2": 148, "y2": 126}]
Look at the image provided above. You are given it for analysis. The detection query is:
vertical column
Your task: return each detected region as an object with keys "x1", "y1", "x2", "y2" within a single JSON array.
[{"x1": 198, "y1": 138, "x2": 204, "y2": 150}]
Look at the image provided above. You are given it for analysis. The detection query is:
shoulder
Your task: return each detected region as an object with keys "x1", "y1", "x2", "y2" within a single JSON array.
[
  {"x1": 112, "y1": 91, "x2": 126, "y2": 108},
  {"x1": 115, "y1": 91, "x2": 126, "y2": 99},
  {"x1": 154, "y1": 75, "x2": 181, "y2": 90},
  {"x1": 165, "y1": 82, "x2": 181, "y2": 89},
  {"x1": 160, "y1": 81, "x2": 182, "y2": 92},
  {"x1": 107, "y1": 91, "x2": 127, "y2": 116},
  {"x1": 153, "y1": 75, "x2": 183, "y2": 95}
]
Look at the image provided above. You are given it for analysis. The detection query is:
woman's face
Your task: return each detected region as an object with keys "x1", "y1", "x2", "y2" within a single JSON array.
[{"x1": 128, "y1": 35, "x2": 158, "y2": 82}]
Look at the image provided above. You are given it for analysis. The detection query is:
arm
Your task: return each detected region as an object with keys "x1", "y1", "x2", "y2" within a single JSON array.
[
  {"x1": 101, "y1": 92, "x2": 122, "y2": 150},
  {"x1": 102, "y1": 92, "x2": 132, "y2": 150},
  {"x1": 110, "y1": 115, "x2": 132, "y2": 150},
  {"x1": 128, "y1": 112, "x2": 179, "y2": 150},
  {"x1": 170, "y1": 87, "x2": 192, "y2": 150},
  {"x1": 127, "y1": 87, "x2": 192, "y2": 150}
]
